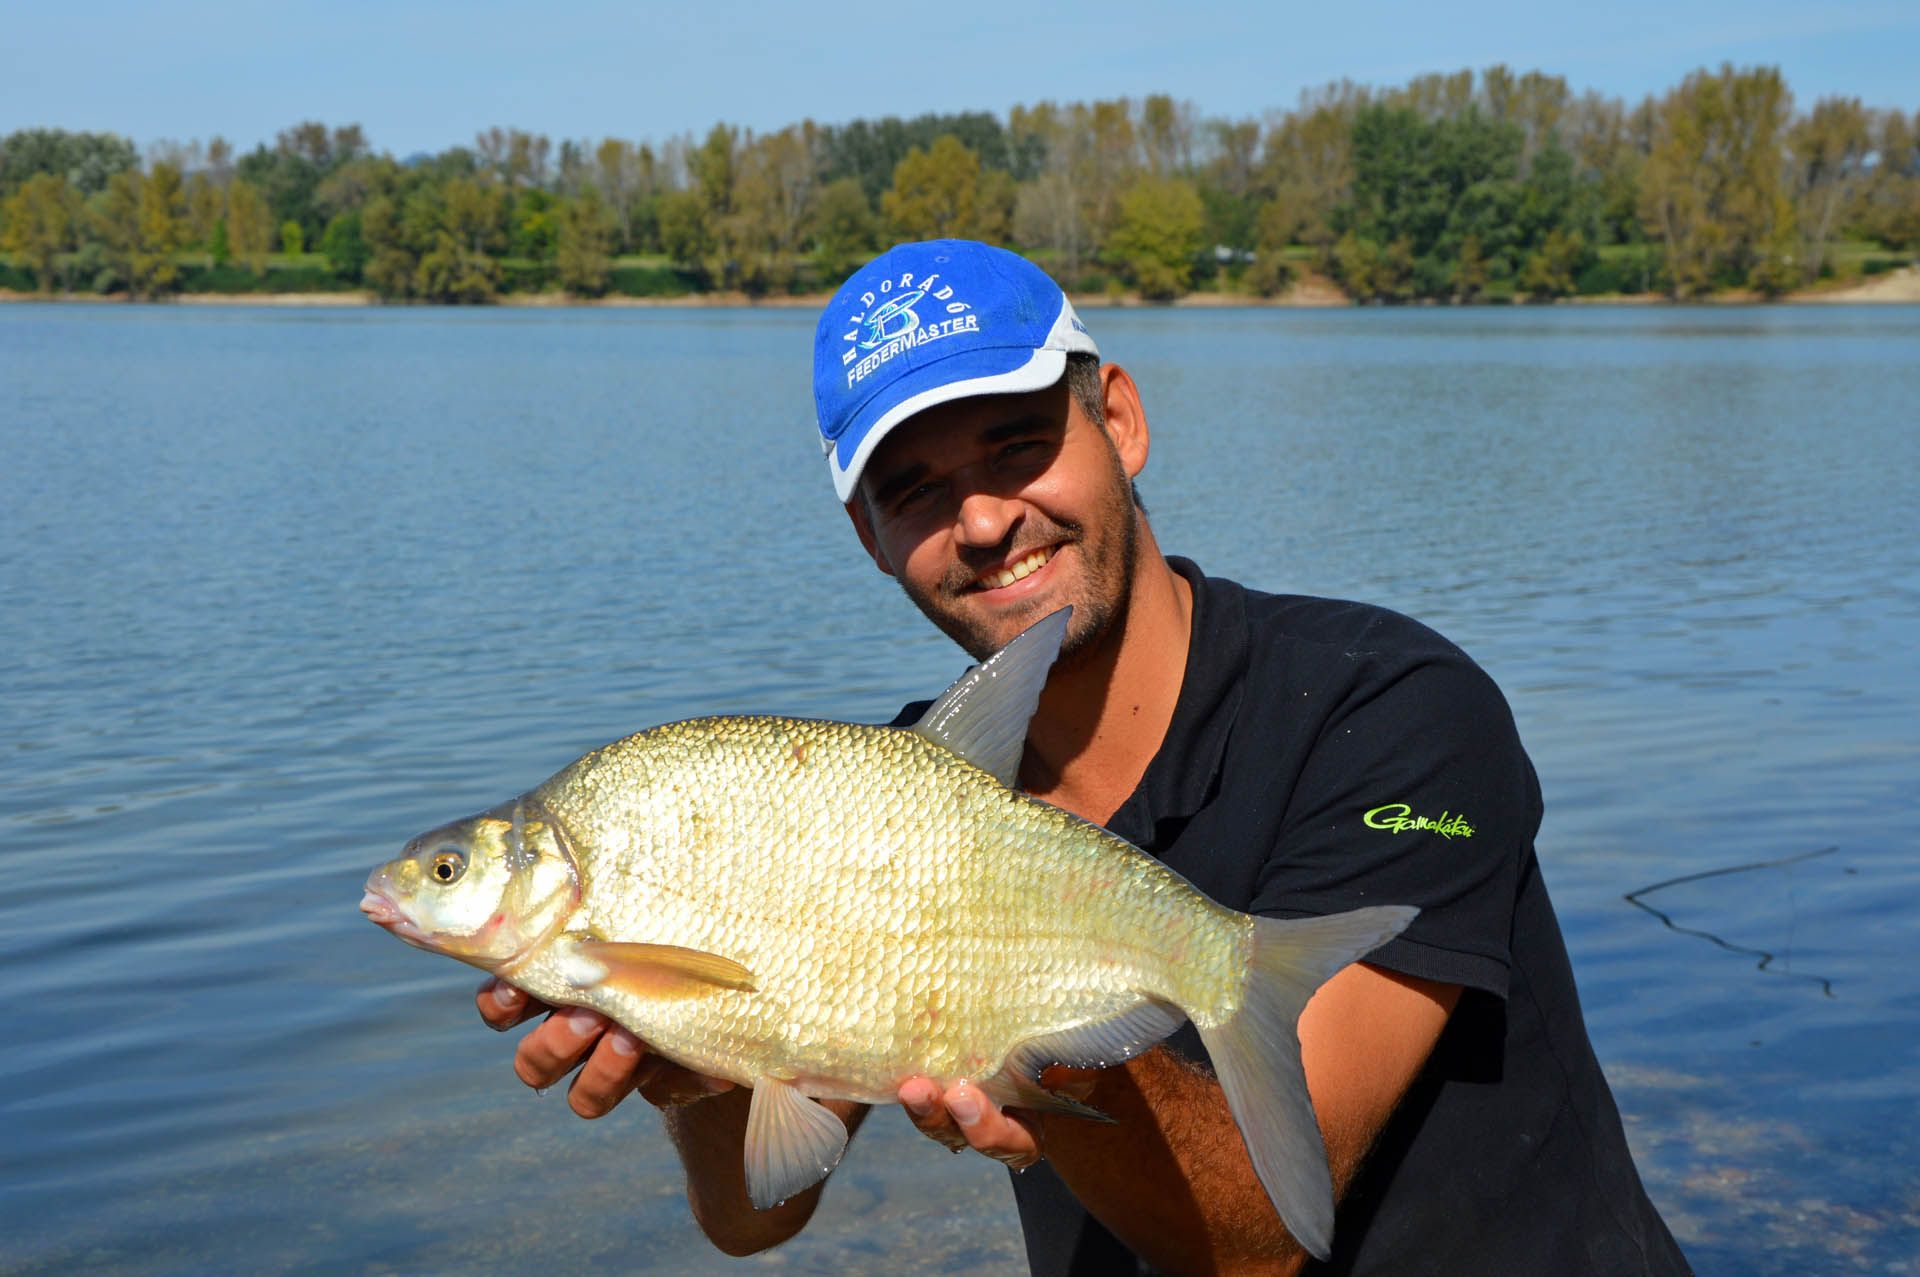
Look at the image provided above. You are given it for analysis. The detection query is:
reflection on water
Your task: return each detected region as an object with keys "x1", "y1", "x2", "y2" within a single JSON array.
[{"x1": 1, "y1": 303, "x2": 1917, "y2": 1275}]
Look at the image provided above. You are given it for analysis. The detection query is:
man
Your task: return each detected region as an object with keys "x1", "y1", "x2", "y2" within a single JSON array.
[{"x1": 476, "y1": 240, "x2": 1688, "y2": 1274}]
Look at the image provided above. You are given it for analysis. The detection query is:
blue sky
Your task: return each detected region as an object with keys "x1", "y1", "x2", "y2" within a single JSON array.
[{"x1": 5, "y1": 0, "x2": 1915, "y2": 157}]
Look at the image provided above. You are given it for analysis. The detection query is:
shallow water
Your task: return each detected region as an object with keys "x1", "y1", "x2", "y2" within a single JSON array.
[{"x1": 2, "y1": 301, "x2": 1916, "y2": 1274}]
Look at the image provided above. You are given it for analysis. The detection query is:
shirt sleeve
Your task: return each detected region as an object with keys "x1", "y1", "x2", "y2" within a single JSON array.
[{"x1": 1247, "y1": 646, "x2": 1538, "y2": 1000}]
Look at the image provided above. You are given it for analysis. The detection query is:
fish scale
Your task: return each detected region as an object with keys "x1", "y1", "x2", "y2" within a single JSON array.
[{"x1": 363, "y1": 607, "x2": 1415, "y2": 1257}]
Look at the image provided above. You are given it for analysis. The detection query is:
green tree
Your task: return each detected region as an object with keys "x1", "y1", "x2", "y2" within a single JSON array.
[
  {"x1": 656, "y1": 188, "x2": 714, "y2": 277},
  {"x1": 1639, "y1": 65, "x2": 1795, "y2": 295},
  {"x1": 415, "y1": 177, "x2": 505, "y2": 302},
  {"x1": 808, "y1": 177, "x2": 878, "y2": 287},
  {"x1": 0, "y1": 128, "x2": 138, "y2": 199},
  {"x1": 1788, "y1": 97, "x2": 1872, "y2": 278},
  {"x1": 725, "y1": 125, "x2": 818, "y2": 293},
  {"x1": 555, "y1": 190, "x2": 613, "y2": 296},
  {"x1": 321, "y1": 210, "x2": 369, "y2": 281},
  {"x1": 359, "y1": 193, "x2": 415, "y2": 298},
  {"x1": 1243, "y1": 199, "x2": 1298, "y2": 296},
  {"x1": 1107, "y1": 175, "x2": 1206, "y2": 299},
  {"x1": 511, "y1": 188, "x2": 558, "y2": 261},
  {"x1": 226, "y1": 179, "x2": 274, "y2": 275},
  {"x1": 98, "y1": 162, "x2": 189, "y2": 297},
  {"x1": 882, "y1": 135, "x2": 993, "y2": 241},
  {"x1": 1852, "y1": 110, "x2": 1920, "y2": 250},
  {"x1": 1518, "y1": 227, "x2": 1587, "y2": 297},
  {"x1": 2, "y1": 172, "x2": 81, "y2": 292},
  {"x1": 279, "y1": 219, "x2": 304, "y2": 256}
]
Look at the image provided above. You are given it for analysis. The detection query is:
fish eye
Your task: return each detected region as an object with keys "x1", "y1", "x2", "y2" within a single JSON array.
[{"x1": 429, "y1": 848, "x2": 466, "y2": 884}]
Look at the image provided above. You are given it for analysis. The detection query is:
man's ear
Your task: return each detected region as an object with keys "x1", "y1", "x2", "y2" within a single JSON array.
[
  {"x1": 845, "y1": 497, "x2": 897, "y2": 578},
  {"x1": 1098, "y1": 363, "x2": 1150, "y2": 479}
]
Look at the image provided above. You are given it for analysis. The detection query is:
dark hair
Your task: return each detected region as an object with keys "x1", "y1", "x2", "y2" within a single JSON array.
[
  {"x1": 1065, "y1": 352, "x2": 1104, "y2": 427},
  {"x1": 1063, "y1": 351, "x2": 1146, "y2": 513}
]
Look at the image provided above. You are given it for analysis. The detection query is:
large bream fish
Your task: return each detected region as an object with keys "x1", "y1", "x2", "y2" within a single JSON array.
[{"x1": 361, "y1": 609, "x2": 1414, "y2": 1258}]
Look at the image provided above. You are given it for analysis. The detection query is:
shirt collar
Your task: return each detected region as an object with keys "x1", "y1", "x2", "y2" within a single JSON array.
[{"x1": 1110, "y1": 557, "x2": 1249, "y2": 842}]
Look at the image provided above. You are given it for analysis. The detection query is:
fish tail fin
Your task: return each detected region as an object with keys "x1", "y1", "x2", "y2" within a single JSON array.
[{"x1": 1194, "y1": 905, "x2": 1417, "y2": 1262}]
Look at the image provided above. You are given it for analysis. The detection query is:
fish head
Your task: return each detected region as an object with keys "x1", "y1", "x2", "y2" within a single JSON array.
[{"x1": 361, "y1": 798, "x2": 579, "y2": 973}]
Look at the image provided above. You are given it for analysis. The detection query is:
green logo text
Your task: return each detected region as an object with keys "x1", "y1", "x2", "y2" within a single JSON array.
[{"x1": 1363, "y1": 803, "x2": 1475, "y2": 840}]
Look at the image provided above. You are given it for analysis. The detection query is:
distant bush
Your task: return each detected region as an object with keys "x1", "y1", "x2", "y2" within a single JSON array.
[
  {"x1": 606, "y1": 263, "x2": 701, "y2": 297},
  {"x1": 1576, "y1": 247, "x2": 1661, "y2": 296},
  {"x1": 175, "y1": 262, "x2": 356, "y2": 294},
  {"x1": 0, "y1": 259, "x2": 36, "y2": 291}
]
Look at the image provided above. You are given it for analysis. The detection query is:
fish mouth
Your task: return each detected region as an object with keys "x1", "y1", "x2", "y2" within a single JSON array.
[
  {"x1": 972, "y1": 543, "x2": 1056, "y2": 592},
  {"x1": 360, "y1": 890, "x2": 403, "y2": 926},
  {"x1": 360, "y1": 882, "x2": 437, "y2": 951}
]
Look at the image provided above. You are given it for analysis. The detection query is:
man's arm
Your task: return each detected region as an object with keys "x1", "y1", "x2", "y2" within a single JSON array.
[
  {"x1": 901, "y1": 961, "x2": 1458, "y2": 1275},
  {"x1": 475, "y1": 980, "x2": 870, "y2": 1256}
]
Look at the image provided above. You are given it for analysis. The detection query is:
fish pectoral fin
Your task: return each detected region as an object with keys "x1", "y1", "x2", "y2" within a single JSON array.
[
  {"x1": 743, "y1": 1078, "x2": 849, "y2": 1210},
  {"x1": 911, "y1": 606, "x2": 1071, "y2": 785},
  {"x1": 569, "y1": 940, "x2": 758, "y2": 999}
]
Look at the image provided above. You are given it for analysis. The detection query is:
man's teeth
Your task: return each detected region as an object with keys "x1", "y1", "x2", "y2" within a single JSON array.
[{"x1": 982, "y1": 547, "x2": 1052, "y2": 589}]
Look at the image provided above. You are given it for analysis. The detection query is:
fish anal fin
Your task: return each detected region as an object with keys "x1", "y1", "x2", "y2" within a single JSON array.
[
  {"x1": 1002, "y1": 997, "x2": 1188, "y2": 1080},
  {"x1": 571, "y1": 939, "x2": 757, "y2": 1000},
  {"x1": 744, "y1": 1078, "x2": 850, "y2": 1210}
]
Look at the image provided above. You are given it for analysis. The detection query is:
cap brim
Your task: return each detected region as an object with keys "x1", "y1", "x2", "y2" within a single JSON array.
[{"x1": 829, "y1": 346, "x2": 1068, "y2": 503}]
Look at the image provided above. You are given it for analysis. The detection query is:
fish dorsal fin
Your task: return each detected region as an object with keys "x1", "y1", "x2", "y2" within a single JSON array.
[
  {"x1": 743, "y1": 1077, "x2": 850, "y2": 1209},
  {"x1": 911, "y1": 606, "x2": 1072, "y2": 786},
  {"x1": 567, "y1": 939, "x2": 758, "y2": 1000}
]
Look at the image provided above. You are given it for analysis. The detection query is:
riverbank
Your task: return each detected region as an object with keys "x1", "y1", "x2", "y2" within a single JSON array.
[{"x1": 4, "y1": 265, "x2": 1916, "y2": 308}]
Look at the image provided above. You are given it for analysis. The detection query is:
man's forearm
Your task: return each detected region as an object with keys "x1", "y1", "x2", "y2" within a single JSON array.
[
  {"x1": 662, "y1": 1091, "x2": 869, "y2": 1256},
  {"x1": 1041, "y1": 1047, "x2": 1309, "y2": 1275}
]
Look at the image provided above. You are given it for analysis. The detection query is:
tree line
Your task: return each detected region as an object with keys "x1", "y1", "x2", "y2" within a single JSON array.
[{"x1": 2, "y1": 65, "x2": 1915, "y2": 304}]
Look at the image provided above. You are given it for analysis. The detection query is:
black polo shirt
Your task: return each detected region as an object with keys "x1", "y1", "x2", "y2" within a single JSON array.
[{"x1": 916, "y1": 559, "x2": 1689, "y2": 1276}]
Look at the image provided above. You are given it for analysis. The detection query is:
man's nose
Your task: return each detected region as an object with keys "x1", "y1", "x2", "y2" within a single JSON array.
[{"x1": 953, "y1": 488, "x2": 1020, "y2": 548}]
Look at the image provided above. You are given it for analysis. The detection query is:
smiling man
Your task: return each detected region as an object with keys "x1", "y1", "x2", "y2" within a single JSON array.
[{"x1": 478, "y1": 240, "x2": 1688, "y2": 1275}]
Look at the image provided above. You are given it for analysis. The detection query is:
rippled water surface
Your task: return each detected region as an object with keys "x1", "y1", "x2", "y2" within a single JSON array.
[{"x1": 3, "y1": 302, "x2": 1917, "y2": 1275}]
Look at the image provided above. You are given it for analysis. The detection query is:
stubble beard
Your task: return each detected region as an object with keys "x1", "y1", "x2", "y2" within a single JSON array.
[{"x1": 899, "y1": 453, "x2": 1141, "y2": 664}]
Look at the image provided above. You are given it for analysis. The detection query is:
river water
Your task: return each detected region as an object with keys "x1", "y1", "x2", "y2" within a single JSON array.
[{"x1": 2, "y1": 301, "x2": 1916, "y2": 1274}]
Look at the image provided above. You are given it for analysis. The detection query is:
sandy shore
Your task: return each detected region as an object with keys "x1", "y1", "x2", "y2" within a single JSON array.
[{"x1": 5, "y1": 266, "x2": 1916, "y2": 309}]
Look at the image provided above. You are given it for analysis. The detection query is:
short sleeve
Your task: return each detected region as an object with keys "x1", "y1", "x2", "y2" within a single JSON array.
[{"x1": 1248, "y1": 649, "x2": 1539, "y2": 1000}]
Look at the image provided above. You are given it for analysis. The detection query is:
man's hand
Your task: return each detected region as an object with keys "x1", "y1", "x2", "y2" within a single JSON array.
[
  {"x1": 897, "y1": 1076, "x2": 1046, "y2": 1169},
  {"x1": 474, "y1": 977, "x2": 734, "y2": 1117}
]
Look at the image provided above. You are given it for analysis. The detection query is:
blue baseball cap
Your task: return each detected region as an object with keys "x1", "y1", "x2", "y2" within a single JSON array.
[{"x1": 813, "y1": 240, "x2": 1098, "y2": 503}]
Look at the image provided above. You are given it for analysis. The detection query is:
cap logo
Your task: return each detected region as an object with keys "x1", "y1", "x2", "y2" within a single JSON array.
[{"x1": 840, "y1": 270, "x2": 980, "y2": 390}]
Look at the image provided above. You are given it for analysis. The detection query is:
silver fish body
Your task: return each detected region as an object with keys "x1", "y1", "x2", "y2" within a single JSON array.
[{"x1": 363, "y1": 609, "x2": 1414, "y2": 1257}]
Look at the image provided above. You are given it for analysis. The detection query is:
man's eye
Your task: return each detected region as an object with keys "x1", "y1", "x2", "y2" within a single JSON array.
[{"x1": 895, "y1": 481, "x2": 940, "y2": 511}]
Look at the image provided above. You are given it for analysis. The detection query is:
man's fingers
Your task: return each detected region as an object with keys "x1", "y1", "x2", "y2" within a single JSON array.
[
  {"x1": 476, "y1": 977, "x2": 545, "y2": 1030},
  {"x1": 899, "y1": 1076, "x2": 1040, "y2": 1161},
  {"x1": 566, "y1": 1025, "x2": 648, "y2": 1119},
  {"x1": 944, "y1": 1080, "x2": 1043, "y2": 1168},
  {"x1": 514, "y1": 1006, "x2": 611, "y2": 1090}
]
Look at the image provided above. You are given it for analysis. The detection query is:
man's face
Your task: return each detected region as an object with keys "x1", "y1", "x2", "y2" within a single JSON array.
[{"x1": 850, "y1": 374, "x2": 1142, "y2": 662}]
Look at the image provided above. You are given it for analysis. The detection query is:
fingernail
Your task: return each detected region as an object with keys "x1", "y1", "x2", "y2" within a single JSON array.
[
  {"x1": 492, "y1": 983, "x2": 522, "y2": 1011},
  {"x1": 700, "y1": 1076, "x2": 732, "y2": 1094},
  {"x1": 608, "y1": 1030, "x2": 637, "y2": 1057},
  {"x1": 567, "y1": 1008, "x2": 601, "y2": 1037},
  {"x1": 903, "y1": 1090, "x2": 934, "y2": 1118},
  {"x1": 948, "y1": 1090, "x2": 981, "y2": 1127}
]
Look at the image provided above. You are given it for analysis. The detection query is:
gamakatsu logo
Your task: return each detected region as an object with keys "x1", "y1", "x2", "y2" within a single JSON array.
[
  {"x1": 841, "y1": 269, "x2": 978, "y2": 388},
  {"x1": 1364, "y1": 803, "x2": 1475, "y2": 840}
]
